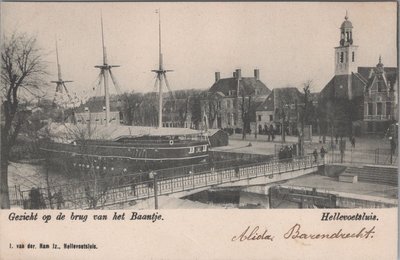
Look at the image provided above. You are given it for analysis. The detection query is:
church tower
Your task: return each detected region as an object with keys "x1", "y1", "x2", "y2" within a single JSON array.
[{"x1": 334, "y1": 12, "x2": 358, "y2": 75}]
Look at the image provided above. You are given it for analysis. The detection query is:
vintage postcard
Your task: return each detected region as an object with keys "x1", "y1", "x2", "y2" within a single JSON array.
[{"x1": 0, "y1": 1, "x2": 398, "y2": 259}]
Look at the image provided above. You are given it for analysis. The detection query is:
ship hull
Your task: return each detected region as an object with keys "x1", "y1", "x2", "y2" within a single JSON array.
[{"x1": 39, "y1": 140, "x2": 209, "y2": 179}]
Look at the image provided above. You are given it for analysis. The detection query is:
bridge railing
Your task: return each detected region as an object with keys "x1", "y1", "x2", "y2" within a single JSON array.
[
  {"x1": 16, "y1": 155, "x2": 320, "y2": 209},
  {"x1": 92, "y1": 155, "x2": 319, "y2": 208}
]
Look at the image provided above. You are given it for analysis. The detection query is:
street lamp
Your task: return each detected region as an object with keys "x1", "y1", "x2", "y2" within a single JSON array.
[{"x1": 149, "y1": 171, "x2": 158, "y2": 209}]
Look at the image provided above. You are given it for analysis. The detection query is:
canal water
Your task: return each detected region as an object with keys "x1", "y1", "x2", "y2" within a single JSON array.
[{"x1": 183, "y1": 188, "x2": 303, "y2": 209}]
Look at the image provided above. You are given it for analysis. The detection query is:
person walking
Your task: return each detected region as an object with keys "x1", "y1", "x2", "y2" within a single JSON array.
[
  {"x1": 270, "y1": 125, "x2": 275, "y2": 141},
  {"x1": 391, "y1": 137, "x2": 397, "y2": 154},
  {"x1": 313, "y1": 149, "x2": 318, "y2": 163},
  {"x1": 320, "y1": 146, "x2": 327, "y2": 163}
]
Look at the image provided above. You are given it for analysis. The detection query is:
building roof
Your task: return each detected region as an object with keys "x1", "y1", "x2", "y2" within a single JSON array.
[
  {"x1": 320, "y1": 73, "x2": 367, "y2": 100},
  {"x1": 357, "y1": 66, "x2": 397, "y2": 81},
  {"x1": 256, "y1": 87, "x2": 303, "y2": 111},
  {"x1": 340, "y1": 14, "x2": 353, "y2": 29},
  {"x1": 357, "y1": 66, "x2": 398, "y2": 92},
  {"x1": 340, "y1": 20, "x2": 353, "y2": 29},
  {"x1": 209, "y1": 77, "x2": 271, "y2": 97}
]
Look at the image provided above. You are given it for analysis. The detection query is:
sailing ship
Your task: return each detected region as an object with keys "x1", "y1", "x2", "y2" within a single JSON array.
[{"x1": 40, "y1": 11, "x2": 210, "y2": 176}]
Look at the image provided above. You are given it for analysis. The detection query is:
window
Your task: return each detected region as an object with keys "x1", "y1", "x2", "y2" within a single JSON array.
[
  {"x1": 352, "y1": 52, "x2": 355, "y2": 62},
  {"x1": 269, "y1": 115, "x2": 273, "y2": 122},
  {"x1": 346, "y1": 32, "x2": 349, "y2": 41},
  {"x1": 377, "y1": 103, "x2": 382, "y2": 115},
  {"x1": 202, "y1": 145, "x2": 207, "y2": 152},
  {"x1": 340, "y1": 52, "x2": 344, "y2": 63},
  {"x1": 227, "y1": 100, "x2": 231, "y2": 108},
  {"x1": 386, "y1": 102, "x2": 392, "y2": 115},
  {"x1": 368, "y1": 103, "x2": 373, "y2": 115},
  {"x1": 258, "y1": 115, "x2": 262, "y2": 121},
  {"x1": 189, "y1": 147, "x2": 195, "y2": 154}
]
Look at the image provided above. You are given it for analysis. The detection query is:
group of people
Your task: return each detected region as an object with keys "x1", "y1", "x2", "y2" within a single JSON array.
[
  {"x1": 278, "y1": 145, "x2": 297, "y2": 160},
  {"x1": 312, "y1": 147, "x2": 327, "y2": 163},
  {"x1": 258, "y1": 124, "x2": 276, "y2": 141}
]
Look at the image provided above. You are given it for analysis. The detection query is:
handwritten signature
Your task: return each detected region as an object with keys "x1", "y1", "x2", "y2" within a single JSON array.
[
  {"x1": 232, "y1": 224, "x2": 376, "y2": 242},
  {"x1": 231, "y1": 226, "x2": 274, "y2": 242},
  {"x1": 283, "y1": 223, "x2": 376, "y2": 240}
]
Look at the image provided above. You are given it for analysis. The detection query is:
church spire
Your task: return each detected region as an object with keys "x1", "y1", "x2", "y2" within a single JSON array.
[
  {"x1": 340, "y1": 11, "x2": 353, "y2": 46},
  {"x1": 335, "y1": 12, "x2": 358, "y2": 76}
]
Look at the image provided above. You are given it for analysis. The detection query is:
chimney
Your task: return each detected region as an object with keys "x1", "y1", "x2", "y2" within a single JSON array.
[
  {"x1": 254, "y1": 69, "x2": 259, "y2": 80},
  {"x1": 236, "y1": 69, "x2": 242, "y2": 80},
  {"x1": 215, "y1": 72, "x2": 220, "y2": 82}
]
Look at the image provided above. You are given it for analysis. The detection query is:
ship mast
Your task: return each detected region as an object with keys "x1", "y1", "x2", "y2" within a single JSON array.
[
  {"x1": 94, "y1": 13, "x2": 121, "y2": 126},
  {"x1": 51, "y1": 38, "x2": 73, "y2": 120},
  {"x1": 152, "y1": 9, "x2": 174, "y2": 128}
]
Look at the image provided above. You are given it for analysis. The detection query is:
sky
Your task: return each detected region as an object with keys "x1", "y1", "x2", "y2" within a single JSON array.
[{"x1": 1, "y1": 2, "x2": 397, "y2": 100}]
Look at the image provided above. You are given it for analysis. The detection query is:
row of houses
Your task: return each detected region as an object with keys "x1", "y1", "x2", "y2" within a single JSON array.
[
  {"x1": 73, "y1": 14, "x2": 398, "y2": 137},
  {"x1": 200, "y1": 13, "x2": 398, "y2": 137}
]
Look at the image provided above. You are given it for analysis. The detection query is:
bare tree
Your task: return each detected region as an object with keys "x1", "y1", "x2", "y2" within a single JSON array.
[
  {"x1": 204, "y1": 93, "x2": 219, "y2": 129},
  {"x1": 1, "y1": 32, "x2": 48, "y2": 208},
  {"x1": 298, "y1": 80, "x2": 312, "y2": 156},
  {"x1": 240, "y1": 95, "x2": 252, "y2": 140}
]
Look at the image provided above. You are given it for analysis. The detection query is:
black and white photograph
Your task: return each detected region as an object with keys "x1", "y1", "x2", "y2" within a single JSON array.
[{"x1": 1, "y1": 2, "x2": 397, "y2": 212}]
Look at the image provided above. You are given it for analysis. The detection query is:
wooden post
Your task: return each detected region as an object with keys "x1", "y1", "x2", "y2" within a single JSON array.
[{"x1": 153, "y1": 175, "x2": 158, "y2": 210}]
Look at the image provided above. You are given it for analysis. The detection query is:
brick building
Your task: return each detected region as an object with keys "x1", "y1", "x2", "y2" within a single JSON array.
[
  {"x1": 201, "y1": 69, "x2": 271, "y2": 132},
  {"x1": 361, "y1": 58, "x2": 398, "y2": 135},
  {"x1": 319, "y1": 13, "x2": 398, "y2": 136},
  {"x1": 73, "y1": 96, "x2": 122, "y2": 125},
  {"x1": 256, "y1": 87, "x2": 304, "y2": 135}
]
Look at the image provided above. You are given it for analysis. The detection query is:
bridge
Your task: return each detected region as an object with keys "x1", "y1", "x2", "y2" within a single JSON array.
[{"x1": 22, "y1": 155, "x2": 320, "y2": 209}]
